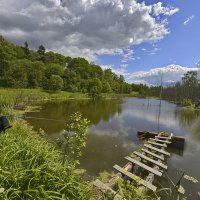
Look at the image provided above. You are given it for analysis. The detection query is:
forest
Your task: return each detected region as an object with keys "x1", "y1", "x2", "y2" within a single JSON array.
[
  {"x1": 1, "y1": 35, "x2": 199, "y2": 103},
  {"x1": 0, "y1": 36, "x2": 132, "y2": 97},
  {"x1": 149, "y1": 71, "x2": 200, "y2": 106}
]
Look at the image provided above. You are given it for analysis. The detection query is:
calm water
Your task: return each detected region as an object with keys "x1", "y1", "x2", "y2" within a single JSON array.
[{"x1": 25, "y1": 98, "x2": 200, "y2": 199}]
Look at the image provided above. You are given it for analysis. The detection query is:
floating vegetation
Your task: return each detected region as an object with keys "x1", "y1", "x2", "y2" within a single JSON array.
[{"x1": 184, "y1": 174, "x2": 198, "y2": 183}]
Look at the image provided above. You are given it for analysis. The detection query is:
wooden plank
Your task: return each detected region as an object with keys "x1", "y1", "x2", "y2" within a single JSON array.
[
  {"x1": 142, "y1": 148, "x2": 164, "y2": 160},
  {"x1": 113, "y1": 165, "x2": 157, "y2": 192},
  {"x1": 125, "y1": 156, "x2": 162, "y2": 177},
  {"x1": 144, "y1": 144, "x2": 170, "y2": 156},
  {"x1": 150, "y1": 138, "x2": 171, "y2": 144},
  {"x1": 148, "y1": 141, "x2": 167, "y2": 148},
  {"x1": 93, "y1": 179, "x2": 123, "y2": 200},
  {"x1": 155, "y1": 136, "x2": 171, "y2": 140},
  {"x1": 133, "y1": 151, "x2": 168, "y2": 170}
]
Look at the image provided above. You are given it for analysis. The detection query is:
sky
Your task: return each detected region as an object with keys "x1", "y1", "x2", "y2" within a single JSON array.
[{"x1": 0, "y1": 0, "x2": 199, "y2": 85}]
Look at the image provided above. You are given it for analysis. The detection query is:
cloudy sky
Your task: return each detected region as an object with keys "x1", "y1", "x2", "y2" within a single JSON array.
[{"x1": 0, "y1": 0, "x2": 200, "y2": 85}]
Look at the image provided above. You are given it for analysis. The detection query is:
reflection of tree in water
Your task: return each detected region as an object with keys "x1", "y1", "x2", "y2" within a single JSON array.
[
  {"x1": 25, "y1": 99, "x2": 122, "y2": 134},
  {"x1": 192, "y1": 119, "x2": 200, "y2": 141},
  {"x1": 174, "y1": 109, "x2": 200, "y2": 141},
  {"x1": 174, "y1": 109, "x2": 200, "y2": 126}
]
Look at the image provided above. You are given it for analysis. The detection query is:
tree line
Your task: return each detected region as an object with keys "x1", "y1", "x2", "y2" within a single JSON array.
[
  {"x1": 0, "y1": 36, "x2": 132, "y2": 97},
  {"x1": 144, "y1": 71, "x2": 200, "y2": 106}
]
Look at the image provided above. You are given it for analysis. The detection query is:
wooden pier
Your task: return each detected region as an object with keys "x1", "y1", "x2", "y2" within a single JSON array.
[{"x1": 93, "y1": 131, "x2": 185, "y2": 199}]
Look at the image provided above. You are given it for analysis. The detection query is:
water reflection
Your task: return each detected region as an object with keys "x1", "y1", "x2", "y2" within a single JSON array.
[
  {"x1": 174, "y1": 108, "x2": 200, "y2": 126},
  {"x1": 25, "y1": 99, "x2": 122, "y2": 134},
  {"x1": 174, "y1": 108, "x2": 200, "y2": 141},
  {"x1": 25, "y1": 98, "x2": 200, "y2": 199}
]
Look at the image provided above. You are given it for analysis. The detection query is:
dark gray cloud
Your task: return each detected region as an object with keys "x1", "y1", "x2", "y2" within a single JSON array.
[{"x1": 0, "y1": 0, "x2": 178, "y2": 61}]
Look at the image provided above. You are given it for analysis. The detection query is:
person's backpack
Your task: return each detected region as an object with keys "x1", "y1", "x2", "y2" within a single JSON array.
[{"x1": 0, "y1": 116, "x2": 12, "y2": 133}]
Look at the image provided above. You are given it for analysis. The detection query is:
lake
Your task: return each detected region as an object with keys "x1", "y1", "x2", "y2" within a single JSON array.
[{"x1": 24, "y1": 98, "x2": 200, "y2": 199}]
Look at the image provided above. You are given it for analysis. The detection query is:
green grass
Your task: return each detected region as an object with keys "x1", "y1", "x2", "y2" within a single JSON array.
[
  {"x1": 0, "y1": 88, "x2": 88, "y2": 102},
  {"x1": 0, "y1": 120, "x2": 94, "y2": 200}
]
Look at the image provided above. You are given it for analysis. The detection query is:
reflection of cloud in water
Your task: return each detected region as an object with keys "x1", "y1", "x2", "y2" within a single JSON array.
[
  {"x1": 122, "y1": 109, "x2": 178, "y2": 129},
  {"x1": 89, "y1": 123, "x2": 135, "y2": 138}
]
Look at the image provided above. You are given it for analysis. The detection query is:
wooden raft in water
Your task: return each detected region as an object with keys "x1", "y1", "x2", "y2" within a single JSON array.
[{"x1": 93, "y1": 131, "x2": 185, "y2": 198}]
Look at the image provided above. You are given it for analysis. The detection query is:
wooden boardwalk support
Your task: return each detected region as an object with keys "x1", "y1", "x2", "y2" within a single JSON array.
[
  {"x1": 93, "y1": 131, "x2": 184, "y2": 198},
  {"x1": 133, "y1": 151, "x2": 168, "y2": 170},
  {"x1": 113, "y1": 165, "x2": 157, "y2": 192},
  {"x1": 93, "y1": 179, "x2": 123, "y2": 200},
  {"x1": 124, "y1": 156, "x2": 162, "y2": 176}
]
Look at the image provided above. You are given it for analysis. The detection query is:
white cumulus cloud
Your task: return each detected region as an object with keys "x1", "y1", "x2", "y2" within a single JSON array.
[
  {"x1": 126, "y1": 64, "x2": 199, "y2": 86},
  {"x1": 0, "y1": 0, "x2": 178, "y2": 61}
]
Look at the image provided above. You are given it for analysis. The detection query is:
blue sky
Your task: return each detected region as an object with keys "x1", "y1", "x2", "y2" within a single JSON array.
[
  {"x1": 97, "y1": 0, "x2": 200, "y2": 72},
  {"x1": 0, "y1": 0, "x2": 199, "y2": 85}
]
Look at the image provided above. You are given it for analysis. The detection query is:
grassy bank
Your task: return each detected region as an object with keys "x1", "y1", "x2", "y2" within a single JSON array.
[
  {"x1": 0, "y1": 89, "x2": 95, "y2": 199},
  {"x1": 0, "y1": 120, "x2": 95, "y2": 200}
]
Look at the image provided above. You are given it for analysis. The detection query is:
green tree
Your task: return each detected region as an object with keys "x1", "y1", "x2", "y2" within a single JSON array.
[
  {"x1": 37, "y1": 45, "x2": 45, "y2": 56},
  {"x1": 22, "y1": 41, "x2": 29, "y2": 58},
  {"x1": 182, "y1": 71, "x2": 198, "y2": 101},
  {"x1": 27, "y1": 61, "x2": 45, "y2": 88},
  {"x1": 48, "y1": 75, "x2": 63, "y2": 91},
  {"x1": 88, "y1": 78, "x2": 102, "y2": 98},
  {"x1": 45, "y1": 63, "x2": 64, "y2": 78},
  {"x1": 4, "y1": 61, "x2": 28, "y2": 88},
  {"x1": 37, "y1": 45, "x2": 46, "y2": 62},
  {"x1": 102, "y1": 79, "x2": 111, "y2": 93}
]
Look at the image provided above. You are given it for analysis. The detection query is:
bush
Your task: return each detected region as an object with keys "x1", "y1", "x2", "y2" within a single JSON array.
[{"x1": 182, "y1": 99, "x2": 193, "y2": 107}]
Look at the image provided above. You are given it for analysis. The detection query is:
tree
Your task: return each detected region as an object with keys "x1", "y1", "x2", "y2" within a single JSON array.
[
  {"x1": 88, "y1": 78, "x2": 102, "y2": 98},
  {"x1": 102, "y1": 79, "x2": 111, "y2": 93},
  {"x1": 22, "y1": 41, "x2": 29, "y2": 58},
  {"x1": 4, "y1": 61, "x2": 28, "y2": 88},
  {"x1": 37, "y1": 45, "x2": 46, "y2": 62},
  {"x1": 182, "y1": 71, "x2": 198, "y2": 101},
  {"x1": 44, "y1": 64, "x2": 64, "y2": 78},
  {"x1": 48, "y1": 75, "x2": 63, "y2": 91},
  {"x1": 37, "y1": 45, "x2": 45, "y2": 56}
]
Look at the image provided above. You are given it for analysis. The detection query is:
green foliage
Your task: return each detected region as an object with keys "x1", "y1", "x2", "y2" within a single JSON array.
[
  {"x1": 0, "y1": 121, "x2": 93, "y2": 200},
  {"x1": 48, "y1": 75, "x2": 64, "y2": 91},
  {"x1": 61, "y1": 112, "x2": 90, "y2": 166},
  {"x1": 0, "y1": 36, "x2": 133, "y2": 95},
  {"x1": 88, "y1": 78, "x2": 102, "y2": 98},
  {"x1": 117, "y1": 180, "x2": 158, "y2": 200},
  {"x1": 182, "y1": 99, "x2": 193, "y2": 107}
]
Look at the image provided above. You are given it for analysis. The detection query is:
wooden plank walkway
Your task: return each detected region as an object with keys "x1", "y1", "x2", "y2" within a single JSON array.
[
  {"x1": 141, "y1": 148, "x2": 165, "y2": 160},
  {"x1": 148, "y1": 141, "x2": 167, "y2": 148},
  {"x1": 150, "y1": 138, "x2": 171, "y2": 144},
  {"x1": 113, "y1": 165, "x2": 157, "y2": 192},
  {"x1": 93, "y1": 132, "x2": 177, "y2": 197},
  {"x1": 144, "y1": 144, "x2": 170, "y2": 156},
  {"x1": 125, "y1": 156, "x2": 162, "y2": 176},
  {"x1": 133, "y1": 151, "x2": 168, "y2": 170},
  {"x1": 155, "y1": 136, "x2": 171, "y2": 140}
]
